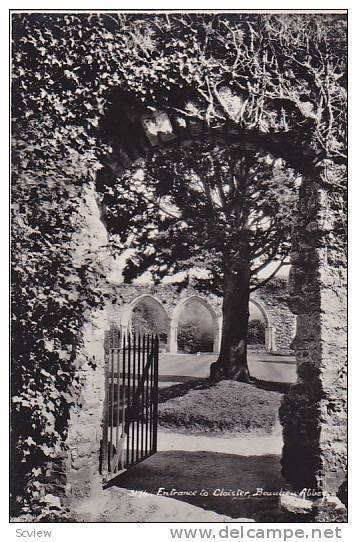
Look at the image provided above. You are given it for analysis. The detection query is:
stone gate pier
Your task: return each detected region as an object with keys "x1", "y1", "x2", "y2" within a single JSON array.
[{"x1": 279, "y1": 174, "x2": 347, "y2": 520}]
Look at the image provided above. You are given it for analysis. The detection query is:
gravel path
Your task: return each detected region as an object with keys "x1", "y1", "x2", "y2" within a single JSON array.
[
  {"x1": 105, "y1": 418, "x2": 293, "y2": 522},
  {"x1": 74, "y1": 487, "x2": 254, "y2": 522},
  {"x1": 157, "y1": 425, "x2": 283, "y2": 456},
  {"x1": 109, "y1": 445, "x2": 293, "y2": 522}
]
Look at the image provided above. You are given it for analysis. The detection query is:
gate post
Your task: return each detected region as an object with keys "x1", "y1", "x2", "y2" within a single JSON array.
[
  {"x1": 60, "y1": 182, "x2": 113, "y2": 509},
  {"x1": 279, "y1": 169, "x2": 347, "y2": 519},
  {"x1": 65, "y1": 307, "x2": 109, "y2": 504}
]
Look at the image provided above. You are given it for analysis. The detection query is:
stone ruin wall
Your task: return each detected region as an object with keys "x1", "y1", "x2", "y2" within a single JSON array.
[
  {"x1": 279, "y1": 178, "x2": 347, "y2": 520},
  {"x1": 108, "y1": 280, "x2": 296, "y2": 354}
]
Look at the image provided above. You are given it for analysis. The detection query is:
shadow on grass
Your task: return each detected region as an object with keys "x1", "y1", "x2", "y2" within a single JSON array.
[
  {"x1": 250, "y1": 377, "x2": 292, "y2": 395},
  {"x1": 158, "y1": 378, "x2": 215, "y2": 403},
  {"x1": 159, "y1": 375, "x2": 202, "y2": 384},
  {"x1": 158, "y1": 377, "x2": 291, "y2": 404}
]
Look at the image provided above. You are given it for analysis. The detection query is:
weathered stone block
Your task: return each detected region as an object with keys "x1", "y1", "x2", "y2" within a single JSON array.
[{"x1": 280, "y1": 494, "x2": 313, "y2": 514}]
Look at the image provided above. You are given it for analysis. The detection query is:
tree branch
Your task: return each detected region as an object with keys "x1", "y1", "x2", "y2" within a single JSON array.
[{"x1": 250, "y1": 258, "x2": 289, "y2": 292}]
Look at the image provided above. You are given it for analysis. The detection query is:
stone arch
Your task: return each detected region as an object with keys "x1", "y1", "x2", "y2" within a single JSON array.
[
  {"x1": 97, "y1": 91, "x2": 346, "y2": 508},
  {"x1": 170, "y1": 295, "x2": 221, "y2": 354},
  {"x1": 120, "y1": 294, "x2": 171, "y2": 349},
  {"x1": 99, "y1": 92, "x2": 314, "y2": 181},
  {"x1": 10, "y1": 14, "x2": 345, "y2": 517},
  {"x1": 249, "y1": 298, "x2": 274, "y2": 352}
]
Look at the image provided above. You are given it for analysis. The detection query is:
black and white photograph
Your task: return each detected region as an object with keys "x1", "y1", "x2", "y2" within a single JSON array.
[{"x1": 9, "y1": 6, "x2": 348, "y2": 533}]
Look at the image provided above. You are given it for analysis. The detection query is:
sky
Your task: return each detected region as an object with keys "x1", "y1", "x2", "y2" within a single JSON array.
[{"x1": 108, "y1": 248, "x2": 290, "y2": 286}]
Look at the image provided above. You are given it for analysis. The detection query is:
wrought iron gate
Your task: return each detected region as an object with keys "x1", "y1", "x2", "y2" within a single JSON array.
[{"x1": 101, "y1": 328, "x2": 159, "y2": 482}]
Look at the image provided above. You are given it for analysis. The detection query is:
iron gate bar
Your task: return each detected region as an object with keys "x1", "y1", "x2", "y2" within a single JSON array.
[
  {"x1": 140, "y1": 333, "x2": 145, "y2": 461},
  {"x1": 122, "y1": 334, "x2": 126, "y2": 467},
  {"x1": 153, "y1": 336, "x2": 159, "y2": 452},
  {"x1": 150, "y1": 335, "x2": 154, "y2": 450},
  {"x1": 145, "y1": 334, "x2": 149, "y2": 455},
  {"x1": 136, "y1": 334, "x2": 140, "y2": 463},
  {"x1": 101, "y1": 343, "x2": 109, "y2": 475},
  {"x1": 126, "y1": 334, "x2": 130, "y2": 465},
  {"x1": 131, "y1": 333, "x2": 135, "y2": 465},
  {"x1": 109, "y1": 347, "x2": 114, "y2": 472},
  {"x1": 115, "y1": 347, "x2": 120, "y2": 467}
]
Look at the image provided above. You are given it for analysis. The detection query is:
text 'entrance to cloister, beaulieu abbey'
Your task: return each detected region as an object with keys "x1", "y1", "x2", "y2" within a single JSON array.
[{"x1": 11, "y1": 11, "x2": 347, "y2": 523}]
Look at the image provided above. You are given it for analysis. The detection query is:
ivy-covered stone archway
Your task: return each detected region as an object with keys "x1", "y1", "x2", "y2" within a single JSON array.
[{"x1": 11, "y1": 12, "x2": 346, "y2": 520}]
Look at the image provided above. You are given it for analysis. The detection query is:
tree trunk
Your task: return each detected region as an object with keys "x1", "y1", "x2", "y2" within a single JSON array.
[{"x1": 210, "y1": 259, "x2": 251, "y2": 382}]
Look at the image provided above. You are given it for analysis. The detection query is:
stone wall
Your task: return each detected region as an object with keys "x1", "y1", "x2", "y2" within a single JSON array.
[
  {"x1": 107, "y1": 280, "x2": 296, "y2": 354},
  {"x1": 110, "y1": 283, "x2": 222, "y2": 322},
  {"x1": 36, "y1": 310, "x2": 109, "y2": 512},
  {"x1": 255, "y1": 280, "x2": 296, "y2": 353},
  {"x1": 65, "y1": 310, "x2": 108, "y2": 504},
  {"x1": 52, "y1": 185, "x2": 112, "y2": 509},
  {"x1": 279, "y1": 172, "x2": 347, "y2": 519}
]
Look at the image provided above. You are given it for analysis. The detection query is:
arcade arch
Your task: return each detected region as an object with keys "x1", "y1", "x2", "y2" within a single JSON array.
[
  {"x1": 249, "y1": 298, "x2": 274, "y2": 351},
  {"x1": 120, "y1": 294, "x2": 171, "y2": 350},
  {"x1": 170, "y1": 295, "x2": 221, "y2": 354}
]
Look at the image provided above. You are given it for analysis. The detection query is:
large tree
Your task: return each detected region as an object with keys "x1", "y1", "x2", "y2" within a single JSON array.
[{"x1": 102, "y1": 140, "x2": 298, "y2": 381}]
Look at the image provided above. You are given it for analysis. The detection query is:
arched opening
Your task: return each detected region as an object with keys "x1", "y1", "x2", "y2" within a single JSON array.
[
  {"x1": 129, "y1": 295, "x2": 170, "y2": 352},
  {"x1": 170, "y1": 296, "x2": 220, "y2": 354},
  {"x1": 154, "y1": 295, "x2": 220, "y2": 389},
  {"x1": 177, "y1": 299, "x2": 214, "y2": 354},
  {"x1": 248, "y1": 299, "x2": 271, "y2": 352}
]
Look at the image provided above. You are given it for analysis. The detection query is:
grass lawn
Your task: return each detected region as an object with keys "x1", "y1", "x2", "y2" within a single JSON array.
[{"x1": 158, "y1": 379, "x2": 283, "y2": 434}]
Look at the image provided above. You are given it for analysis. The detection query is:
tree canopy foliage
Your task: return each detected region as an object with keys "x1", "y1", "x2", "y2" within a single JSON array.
[{"x1": 103, "y1": 140, "x2": 298, "y2": 294}]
